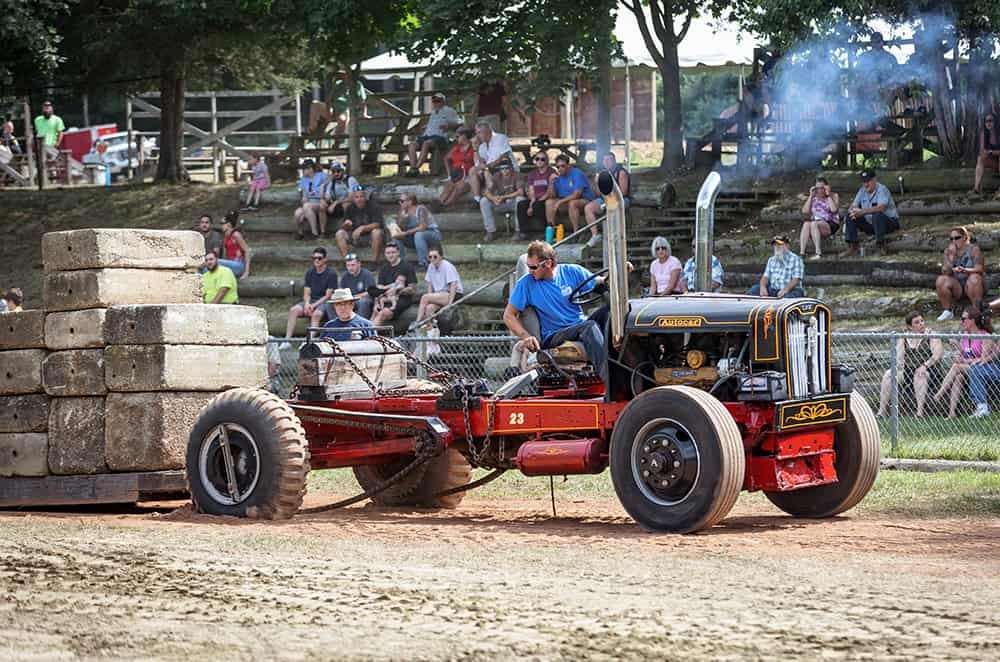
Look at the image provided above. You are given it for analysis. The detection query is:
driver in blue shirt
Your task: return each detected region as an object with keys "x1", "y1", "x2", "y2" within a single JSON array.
[{"x1": 503, "y1": 241, "x2": 608, "y2": 379}]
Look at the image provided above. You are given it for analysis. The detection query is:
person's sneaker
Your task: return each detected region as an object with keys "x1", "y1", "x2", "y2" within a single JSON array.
[
  {"x1": 247, "y1": 205, "x2": 258, "y2": 211},
  {"x1": 839, "y1": 244, "x2": 859, "y2": 257},
  {"x1": 809, "y1": 253, "x2": 822, "y2": 260},
  {"x1": 473, "y1": 196, "x2": 482, "y2": 204},
  {"x1": 406, "y1": 168, "x2": 420, "y2": 177},
  {"x1": 483, "y1": 232, "x2": 495, "y2": 243},
  {"x1": 278, "y1": 341, "x2": 291, "y2": 351},
  {"x1": 586, "y1": 233, "x2": 603, "y2": 248},
  {"x1": 512, "y1": 231, "x2": 526, "y2": 241},
  {"x1": 971, "y1": 403, "x2": 990, "y2": 418},
  {"x1": 936, "y1": 310, "x2": 954, "y2": 322}
]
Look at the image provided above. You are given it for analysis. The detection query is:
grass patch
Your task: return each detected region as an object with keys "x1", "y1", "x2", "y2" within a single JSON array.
[
  {"x1": 881, "y1": 417, "x2": 1000, "y2": 461},
  {"x1": 308, "y1": 466, "x2": 1000, "y2": 518}
]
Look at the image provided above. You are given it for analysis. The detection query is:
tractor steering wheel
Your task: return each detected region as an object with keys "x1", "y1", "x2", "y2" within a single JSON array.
[{"x1": 569, "y1": 268, "x2": 610, "y2": 306}]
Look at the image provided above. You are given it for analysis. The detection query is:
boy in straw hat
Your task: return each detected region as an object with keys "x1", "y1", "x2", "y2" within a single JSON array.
[{"x1": 320, "y1": 288, "x2": 375, "y2": 341}]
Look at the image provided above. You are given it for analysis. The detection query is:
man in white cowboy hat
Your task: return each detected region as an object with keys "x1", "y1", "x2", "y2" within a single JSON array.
[{"x1": 320, "y1": 288, "x2": 375, "y2": 341}]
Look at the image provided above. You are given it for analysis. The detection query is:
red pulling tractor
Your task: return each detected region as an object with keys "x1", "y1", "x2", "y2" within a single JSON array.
[{"x1": 185, "y1": 173, "x2": 879, "y2": 533}]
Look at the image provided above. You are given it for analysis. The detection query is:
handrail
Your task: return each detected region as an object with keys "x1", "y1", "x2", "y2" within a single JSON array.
[{"x1": 411, "y1": 214, "x2": 607, "y2": 330}]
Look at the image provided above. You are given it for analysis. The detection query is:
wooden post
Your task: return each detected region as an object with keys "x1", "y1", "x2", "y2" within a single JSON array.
[
  {"x1": 35, "y1": 137, "x2": 47, "y2": 190},
  {"x1": 22, "y1": 98, "x2": 35, "y2": 183},
  {"x1": 295, "y1": 94, "x2": 302, "y2": 137},
  {"x1": 83, "y1": 93, "x2": 90, "y2": 127},
  {"x1": 125, "y1": 97, "x2": 134, "y2": 180},
  {"x1": 210, "y1": 92, "x2": 219, "y2": 183},
  {"x1": 137, "y1": 135, "x2": 145, "y2": 182}
]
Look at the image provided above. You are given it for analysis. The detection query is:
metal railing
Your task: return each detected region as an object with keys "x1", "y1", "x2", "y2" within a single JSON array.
[{"x1": 265, "y1": 330, "x2": 1000, "y2": 461}]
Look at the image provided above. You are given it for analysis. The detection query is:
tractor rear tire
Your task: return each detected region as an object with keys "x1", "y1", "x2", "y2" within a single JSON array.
[
  {"x1": 610, "y1": 385, "x2": 745, "y2": 533},
  {"x1": 186, "y1": 388, "x2": 310, "y2": 519},
  {"x1": 353, "y1": 447, "x2": 472, "y2": 509},
  {"x1": 764, "y1": 391, "x2": 880, "y2": 518}
]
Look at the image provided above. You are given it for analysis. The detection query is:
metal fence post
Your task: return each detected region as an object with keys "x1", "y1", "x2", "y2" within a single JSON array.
[
  {"x1": 888, "y1": 332, "x2": 899, "y2": 453},
  {"x1": 415, "y1": 338, "x2": 427, "y2": 379}
]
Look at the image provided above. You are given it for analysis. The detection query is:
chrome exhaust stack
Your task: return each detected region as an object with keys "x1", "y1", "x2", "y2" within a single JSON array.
[
  {"x1": 597, "y1": 170, "x2": 628, "y2": 348},
  {"x1": 694, "y1": 171, "x2": 722, "y2": 293}
]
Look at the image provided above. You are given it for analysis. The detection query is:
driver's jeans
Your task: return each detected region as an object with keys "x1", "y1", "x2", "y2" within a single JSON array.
[{"x1": 543, "y1": 319, "x2": 608, "y2": 381}]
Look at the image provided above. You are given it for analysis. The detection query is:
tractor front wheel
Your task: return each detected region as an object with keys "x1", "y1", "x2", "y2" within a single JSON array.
[
  {"x1": 764, "y1": 391, "x2": 880, "y2": 518},
  {"x1": 186, "y1": 388, "x2": 310, "y2": 519},
  {"x1": 353, "y1": 447, "x2": 472, "y2": 509},
  {"x1": 610, "y1": 385, "x2": 745, "y2": 533}
]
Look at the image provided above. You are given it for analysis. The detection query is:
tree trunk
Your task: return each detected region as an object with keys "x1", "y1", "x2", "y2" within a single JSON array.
[
  {"x1": 659, "y1": 36, "x2": 684, "y2": 170},
  {"x1": 596, "y1": 30, "x2": 613, "y2": 159},
  {"x1": 346, "y1": 65, "x2": 362, "y2": 177},
  {"x1": 156, "y1": 58, "x2": 187, "y2": 183}
]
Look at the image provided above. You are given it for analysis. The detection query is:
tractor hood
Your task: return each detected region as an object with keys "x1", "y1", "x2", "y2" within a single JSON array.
[{"x1": 627, "y1": 293, "x2": 830, "y2": 340}]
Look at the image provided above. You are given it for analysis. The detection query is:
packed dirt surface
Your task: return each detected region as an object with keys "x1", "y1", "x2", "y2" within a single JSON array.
[{"x1": 1, "y1": 495, "x2": 998, "y2": 661}]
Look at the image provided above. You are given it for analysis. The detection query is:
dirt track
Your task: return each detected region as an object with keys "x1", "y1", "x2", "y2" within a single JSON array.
[{"x1": 1, "y1": 495, "x2": 998, "y2": 661}]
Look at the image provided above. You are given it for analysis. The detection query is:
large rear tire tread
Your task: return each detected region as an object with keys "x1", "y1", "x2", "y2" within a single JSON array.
[
  {"x1": 353, "y1": 447, "x2": 472, "y2": 509},
  {"x1": 186, "y1": 387, "x2": 310, "y2": 520},
  {"x1": 764, "y1": 391, "x2": 880, "y2": 518},
  {"x1": 610, "y1": 385, "x2": 745, "y2": 533}
]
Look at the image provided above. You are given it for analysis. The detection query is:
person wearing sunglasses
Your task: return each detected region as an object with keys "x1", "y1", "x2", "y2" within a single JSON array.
[
  {"x1": 935, "y1": 226, "x2": 985, "y2": 321},
  {"x1": 972, "y1": 112, "x2": 1000, "y2": 196},
  {"x1": 279, "y1": 247, "x2": 339, "y2": 349},
  {"x1": 395, "y1": 192, "x2": 442, "y2": 268},
  {"x1": 648, "y1": 237, "x2": 684, "y2": 296},
  {"x1": 935, "y1": 307, "x2": 991, "y2": 419},
  {"x1": 479, "y1": 161, "x2": 524, "y2": 243},
  {"x1": 415, "y1": 247, "x2": 463, "y2": 328},
  {"x1": 503, "y1": 240, "x2": 608, "y2": 380},
  {"x1": 516, "y1": 152, "x2": 556, "y2": 236},
  {"x1": 546, "y1": 154, "x2": 598, "y2": 248}
]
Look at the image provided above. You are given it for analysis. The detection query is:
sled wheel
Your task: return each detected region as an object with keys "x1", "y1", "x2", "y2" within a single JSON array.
[
  {"x1": 353, "y1": 447, "x2": 472, "y2": 509},
  {"x1": 610, "y1": 385, "x2": 745, "y2": 533},
  {"x1": 186, "y1": 388, "x2": 310, "y2": 519},
  {"x1": 765, "y1": 391, "x2": 880, "y2": 518}
]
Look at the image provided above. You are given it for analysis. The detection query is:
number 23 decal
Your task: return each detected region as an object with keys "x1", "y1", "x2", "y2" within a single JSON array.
[{"x1": 508, "y1": 412, "x2": 525, "y2": 425}]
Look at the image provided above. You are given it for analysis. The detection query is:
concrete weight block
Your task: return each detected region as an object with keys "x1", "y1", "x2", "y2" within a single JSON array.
[
  {"x1": 105, "y1": 304, "x2": 267, "y2": 346},
  {"x1": 105, "y1": 392, "x2": 214, "y2": 471},
  {"x1": 47, "y1": 397, "x2": 106, "y2": 475},
  {"x1": 42, "y1": 229, "x2": 204, "y2": 272},
  {"x1": 0, "y1": 349, "x2": 47, "y2": 395},
  {"x1": 0, "y1": 310, "x2": 46, "y2": 350},
  {"x1": 105, "y1": 344, "x2": 267, "y2": 392},
  {"x1": 45, "y1": 309, "x2": 109, "y2": 350},
  {"x1": 42, "y1": 350, "x2": 107, "y2": 397},
  {"x1": 43, "y1": 269, "x2": 202, "y2": 312},
  {"x1": 0, "y1": 395, "x2": 50, "y2": 432},
  {"x1": 0, "y1": 433, "x2": 49, "y2": 477}
]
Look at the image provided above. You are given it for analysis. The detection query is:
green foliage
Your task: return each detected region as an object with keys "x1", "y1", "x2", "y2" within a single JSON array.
[
  {"x1": 408, "y1": 0, "x2": 619, "y2": 106},
  {"x1": 0, "y1": 0, "x2": 73, "y2": 95},
  {"x1": 680, "y1": 72, "x2": 740, "y2": 137}
]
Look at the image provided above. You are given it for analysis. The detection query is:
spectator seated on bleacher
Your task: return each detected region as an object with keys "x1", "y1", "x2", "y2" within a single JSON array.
[
  {"x1": 516, "y1": 152, "x2": 556, "y2": 237},
  {"x1": 293, "y1": 159, "x2": 327, "y2": 240},
  {"x1": 584, "y1": 152, "x2": 631, "y2": 238},
  {"x1": 335, "y1": 253, "x2": 376, "y2": 320},
  {"x1": 392, "y1": 193, "x2": 442, "y2": 268},
  {"x1": 681, "y1": 238, "x2": 724, "y2": 292},
  {"x1": 321, "y1": 161, "x2": 358, "y2": 233},
  {"x1": 241, "y1": 153, "x2": 270, "y2": 211},
  {"x1": 336, "y1": 188, "x2": 385, "y2": 264},
  {"x1": 479, "y1": 161, "x2": 524, "y2": 243},
  {"x1": 749, "y1": 236, "x2": 804, "y2": 299},
  {"x1": 415, "y1": 246, "x2": 463, "y2": 330},
  {"x1": 219, "y1": 211, "x2": 251, "y2": 279},
  {"x1": 371, "y1": 242, "x2": 418, "y2": 328},
  {"x1": 201, "y1": 253, "x2": 239, "y2": 305},
  {"x1": 935, "y1": 226, "x2": 986, "y2": 321},
  {"x1": 470, "y1": 121, "x2": 515, "y2": 203},
  {"x1": 194, "y1": 214, "x2": 224, "y2": 258},
  {"x1": 547, "y1": 154, "x2": 599, "y2": 248},
  {"x1": 407, "y1": 92, "x2": 461, "y2": 176},
  {"x1": 973, "y1": 112, "x2": 1000, "y2": 197},
  {"x1": 935, "y1": 307, "x2": 992, "y2": 419},
  {"x1": 279, "y1": 247, "x2": 338, "y2": 349},
  {"x1": 843, "y1": 169, "x2": 899, "y2": 257},
  {"x1": 648, "y1": 237, "x2": 685, "y2": 296},
  {"x1": 799, "y1": 176, "x2": 841, "y2": 260},
  {"x1": 1, "y1": 120, "x2": 20, "y2": 155},
  {"x1": 440, "y1": 129, "x2": 476, "y2": 207},
  {"x1": 320, "y1": 289, "x2": 375, "y2": 341},
  {"x1": 877, "y1": 312, "x2": 943, "y2": 419}
]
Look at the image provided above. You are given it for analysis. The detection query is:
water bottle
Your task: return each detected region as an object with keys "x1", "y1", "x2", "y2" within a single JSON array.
[
  {"x1": 555, "y1": 224, "x2": 565, "y2": 242},
  {"x1": 545, "y1": 226, "x2": 555, "y2": 243}
]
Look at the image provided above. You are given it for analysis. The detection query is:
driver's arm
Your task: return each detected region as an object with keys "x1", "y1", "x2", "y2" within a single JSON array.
[{"x1": 503, "y1": 303, "x2": 540, "y2": 351}]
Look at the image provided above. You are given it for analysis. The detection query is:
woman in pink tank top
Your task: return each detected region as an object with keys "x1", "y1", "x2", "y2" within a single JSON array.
[
  {"x1": 935, "y1": 306, "x2": 993, "y2": 418},
  {"x1": 799, "y1": 176, "x2": 840, "y2": 260}
]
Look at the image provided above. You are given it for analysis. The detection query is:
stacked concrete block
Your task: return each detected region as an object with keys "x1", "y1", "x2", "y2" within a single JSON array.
[
  {"x1": 102, "y1": 304, "x2": 269, "y2": 471},
  {"x1": 0, "y1": 312, "x2": 50, "y2": 477}
]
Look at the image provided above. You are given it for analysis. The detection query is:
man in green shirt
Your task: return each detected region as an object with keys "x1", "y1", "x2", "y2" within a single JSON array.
[
  {"x1": 33, "y1": 100, "x2": 65, "y2": 148},
  {"x1": 202, "y1": 252, "x2": 239, "y2": 304}
]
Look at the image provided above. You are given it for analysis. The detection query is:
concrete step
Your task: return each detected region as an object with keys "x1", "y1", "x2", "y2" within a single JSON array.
[
  {"x1": 242, "y1": 210, "x2": 492, "y2": 235},
  {"x1": 239, "y1": 277, "x2": 507, "y2": 305},
  {"x1": 250, "y1": 241, "x2": 588, "y2": 267}
]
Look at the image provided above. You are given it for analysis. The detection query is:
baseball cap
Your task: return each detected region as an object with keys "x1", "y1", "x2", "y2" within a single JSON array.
[
  {"x1": 329, "y1": 160, "x2": 344, "y2": 170},
  {"x1": 344, "y1": 253, "x2": 358, "y2": 262},
  {"x1": 860, "y1": 168, "x2": 876, "y2": 181},
  {"x1": 770, "y1": 235, "x2": 790, "y2": 246},
  {"x1": 431, "y1": 92, "x2": 445, "y2": 102}
]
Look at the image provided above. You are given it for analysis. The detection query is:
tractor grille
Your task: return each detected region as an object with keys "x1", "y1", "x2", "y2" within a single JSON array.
[{"x1": 786, "y1": 309, "x2": 829, "y2": 398}]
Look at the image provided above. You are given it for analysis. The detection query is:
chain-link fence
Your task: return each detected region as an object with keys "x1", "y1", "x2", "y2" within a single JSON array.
[{"x1": 267, "y1": 331, "x2": 1000, "y2": 461}]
